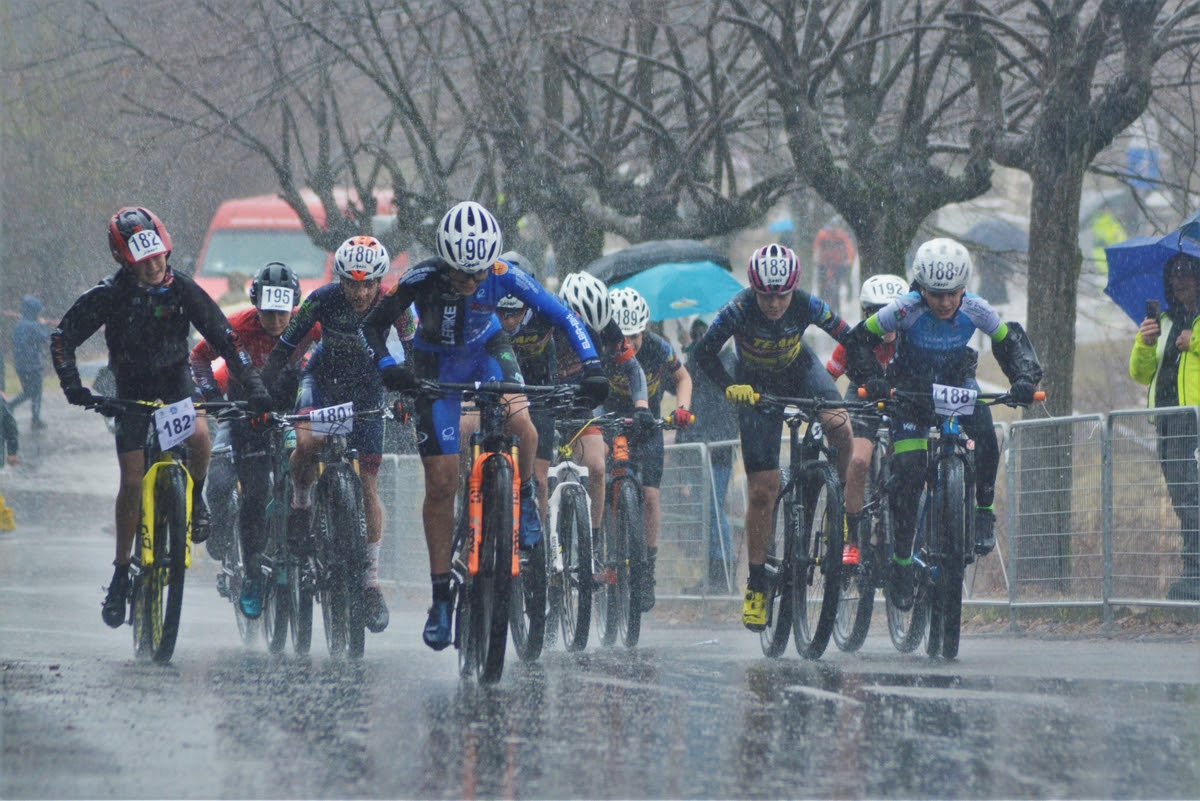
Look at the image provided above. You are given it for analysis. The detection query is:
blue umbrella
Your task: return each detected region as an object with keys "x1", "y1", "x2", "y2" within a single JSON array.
[
  {"x1": 1105, "y1": 231, "x2": 1200, "y2": 324},
  {"x1": 611, "y1": 261, "x2": 743, "y2": 320},
  {"x1": 767, "y1": 217, "x2": 794, "y2": 234}
]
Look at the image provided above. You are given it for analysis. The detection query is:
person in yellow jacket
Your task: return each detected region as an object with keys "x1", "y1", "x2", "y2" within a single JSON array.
[{"x1": 1129, "y1": 252, "x2": 1200, "y2": 600}]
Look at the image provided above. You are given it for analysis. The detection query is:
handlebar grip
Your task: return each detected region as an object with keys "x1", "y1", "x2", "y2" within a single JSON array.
[
  {"x1": 752, "y1": 392, "x2": 761, "y2": 404},
  {"x1": 1033, "y1": 390, "x2": 1046, "y2": 401},
  {"x1": 857, "y1": 386, "x2": 867, "y2": 398}
]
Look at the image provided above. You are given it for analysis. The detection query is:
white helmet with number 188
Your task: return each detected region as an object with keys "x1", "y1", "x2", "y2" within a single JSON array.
[{"x1": 911, "y1": 237, "x2": 972, "y2": 292}]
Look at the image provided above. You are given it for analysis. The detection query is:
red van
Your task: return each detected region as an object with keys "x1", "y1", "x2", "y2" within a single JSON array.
[{"x1": 190, "y1": 189, "x2": 405, "y2": 304}]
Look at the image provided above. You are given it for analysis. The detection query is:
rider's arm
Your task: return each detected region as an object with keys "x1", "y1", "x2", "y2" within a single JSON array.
[
  {"x1": 842, "y1": 320, "x2": 886, "y2": 382},
  {"x1": 361, "y1": 277, "x2": 418, "y2": 369},
  {"x1": 180, "y1": 278, "x2": 260, "y2": 388},
  {"x1": 188, "y1": 337, "x2": 223, "y2": 401},
  {"x1": 513, "y1": 272, "x2": 600, "y2": 366},
  {"x1": 51, "y1": 282, "x2": 109, "y2": 394},
  {"x1": 692, "y1": 302, "x2": 739, "y2": 389},
  {"x1": 991, "y1": 320, "x2": 1044, "y2": 386},
  {"x1": 804, "y1": 290, "x2": 851, "y2": 344}
]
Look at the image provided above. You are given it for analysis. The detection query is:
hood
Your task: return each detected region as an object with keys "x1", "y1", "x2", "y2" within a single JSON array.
[{"x1": 19, "y1": 295, "x2": 41, "y2": 319}]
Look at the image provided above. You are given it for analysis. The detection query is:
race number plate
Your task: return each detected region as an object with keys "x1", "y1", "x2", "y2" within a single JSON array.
[
  {"x1": 931, "y1": 384, "x2": 977, "y2": 417},
  {"x1": 308, "y1": 402, "x2": 354, "y2": 435},
  {"x1": 257, "y1": 284, "x2": 294, "y2": 312},
  {"x1": 154, "y1": 398, "x2": 197, "y2": 450}
]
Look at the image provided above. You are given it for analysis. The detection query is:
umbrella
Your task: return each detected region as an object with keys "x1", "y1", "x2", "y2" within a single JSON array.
[
  {"x1": 611, "y1": 261, "x2": 743, "y2": 321},
  {"x1": 963, "y1": 218, "x2": 1029, "y2": 254},
  {"x1": 585, "y1": 240, "x2": 731, "y2": 285},
  {"x1": 767, "y1": 217, "x2": 794, "y2": 234},
  {"x1": 1105, "y1": 231, "x2": 1200, "y2": 324}
]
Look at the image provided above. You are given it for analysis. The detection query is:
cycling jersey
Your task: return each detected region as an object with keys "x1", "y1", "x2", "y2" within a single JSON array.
[
  {"x1": 554, "y1": 318, "x2": 648, "y2": 405},
  {"x1": 505, "y1": 309, "x2": 557, "y2": 385},
  {"x1": 693, "y1": 287, "x2": 850, "y2": 389},
  {"x1": 52, "y1": 266, "x2": 258, "y2": 398},
  {"x1": 362, "y1": 256, "x2": 598, "y2": 368},
  {"x1": 190, "y1": 306, "x2": 320, "y2": 401},
  {"x1": 826, "y1": 339, "x2": 896, "y2": 381},
  {"x1": 608, "y1": 331, "x2": 680, "y2": 417}
]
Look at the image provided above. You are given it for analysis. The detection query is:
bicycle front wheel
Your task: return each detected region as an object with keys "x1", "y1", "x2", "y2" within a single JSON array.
[
  {"x1": 136, "y1": 463, "x2": 189, "y2": 664},
  {"x1": 315, "y1": 466, "x2": 368, "y2": 658},
  {"x1": 611, "y1": 477, "x2": 644, "y2": 648},
  {"x1": 509, "y1": 529, "x2": 546, "y2": 663},
  {"x1": 792, "y1": 462, "x2": 844, "y2": 660},
  {"x1": 556, "y1": 484, "x2": 592, "y2": 652},
  {"x1": 261, "y1": 475, "x2": 290, "y2": 655},
  {"x1": 928, "y1": 458, "x2": 967, "y2": 659},
  {"x1": 460, "y1": 453, "x2": 514, "y2": 684},
  {"x1": 760, "y1": 484, "x2": 795, "y2": 658}
]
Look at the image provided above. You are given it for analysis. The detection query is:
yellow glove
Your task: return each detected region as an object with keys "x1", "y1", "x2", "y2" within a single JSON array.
[{"x1": 725, "y1": 384, "x2": 756, "y2": 405}]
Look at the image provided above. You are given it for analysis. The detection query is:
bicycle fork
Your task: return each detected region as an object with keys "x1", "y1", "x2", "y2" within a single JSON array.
[
  {"x1": 463, "y1": 441, "x2": 522, "y2": 579},
  {"x1": 139, "y1": 458, "x2": 193, "y2": 569}
]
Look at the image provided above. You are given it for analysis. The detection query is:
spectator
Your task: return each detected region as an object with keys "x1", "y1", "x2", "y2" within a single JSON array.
[
  {"x1": 10, "y1": 295, "x2": 49, "y2": 429},
  {"x1": 813, "y1": 223, "x2": 856, "y2": 315},
  {"x1": 677, "y1": 319, "x2": 739, "y2": 594},
  {"x1": 1129, "y1": 252, "x2": 1200, "y2": 601},
  {"x1": 0, "y1": 392, "x2": 20, "y2": 531}
]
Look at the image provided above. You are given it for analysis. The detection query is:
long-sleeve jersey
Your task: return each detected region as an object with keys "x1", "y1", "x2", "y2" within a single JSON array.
[
  {"x1": 608, "y1": 331, "x2": 681, "y2": 416},
  {"x1": 506, "y1": 310, "x2": 557, "y2": 385},
  {"x1": 554, "y1": 318, "x2": 648, "y2": 404},
  {"x1": 693, "y1": 287, "x2": 850, "y2": 389},
  {"x1": 266, "y1": 282, "x2": 414, "y2": 397},
  {"x1": 190, "y1": 306, "x2": 321, "y2": 400},
  {"x1": 52, "y1": 266, "x2": 259, "y2": 394},
  {"x1": 361, "y1": 256, "x2": 598, "y2": 374}
]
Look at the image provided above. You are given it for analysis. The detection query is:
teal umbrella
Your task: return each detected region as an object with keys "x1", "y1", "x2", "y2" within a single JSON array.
[{"x1": 611, "y1": 261, "x2": 744, "y2": 320}]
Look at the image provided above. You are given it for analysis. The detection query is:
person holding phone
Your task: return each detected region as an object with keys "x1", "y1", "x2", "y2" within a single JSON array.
[{"x1": 1130, "y1": 253, "x2": 1200, "y2": 600}]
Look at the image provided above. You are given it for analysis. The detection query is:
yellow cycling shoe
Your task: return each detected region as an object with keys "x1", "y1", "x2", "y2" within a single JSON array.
[{"x1": 742, "y1": 589, "x2": 767, "y2": 631}]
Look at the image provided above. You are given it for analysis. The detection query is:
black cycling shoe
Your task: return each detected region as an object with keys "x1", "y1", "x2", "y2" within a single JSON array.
[
  {"x1": 887, "y1": 559, "x2": 914, "y2": 611},
  {"x1": 191, "y1": 497, "x2": 211, "y2": 545},
  {"x1": 102, "y1": 565, "x2": 132, "y2": 628},
  {"x1": 364, "y1": 586, "x2": 389, "y2": 633},
  {"x1": 974, "y1": 507, "x2": 996, "y2": 556}
]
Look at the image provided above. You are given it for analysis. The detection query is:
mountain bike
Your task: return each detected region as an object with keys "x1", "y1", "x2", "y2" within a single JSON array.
[
  {"x1": 88, "y1": 396, "x2": 242, "y2": 663},
  {"x1": 890, "y1": 384, "x2": 1043, "y2": 659},
  {"x1": 252, "y1": 413, "x2": 298, "y2": 655},
  {"x1": 281, "y1": 402, "x2": 383, "y2": 659},
  {"x1": 412, "y1": 380, "x2": 575, "y2": 683},
  {"x1": 207, "y1": 426, "x2": 258, "y2": 646},
  {"x1": 523, "y1": 413, "x2": 596, "y2": 655},
  {"x1": 751, "y1": 393, "x2": 848, "y2": 660}
]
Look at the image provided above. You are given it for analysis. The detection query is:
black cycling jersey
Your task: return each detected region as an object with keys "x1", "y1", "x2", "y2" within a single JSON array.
[
  {"x1": 693, "y1": 287, "x2": 850, "y2": 390},
  {"x1": 554, "y1": 318, "x2": 648, "y2": 403},
  {"x1": 52, "y1": 265, "x2": 257, "y2": 396},
  {"x1": 609, "y1": 331, "x2": 681, "y2": 416},
  {"x1": 506, "y1": 310, "x2": 557, "y2": 385}
]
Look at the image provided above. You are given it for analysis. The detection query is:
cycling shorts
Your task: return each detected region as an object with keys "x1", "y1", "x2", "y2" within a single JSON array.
[
  {"x1": 634, "y1": 426, "x2": 665, "y2": 489},
  {"x1": 843, "y1": 384, "x2": 879, "y2": 440},
  {"x1": 296, "y1": 372, "x2": 384, "y2": 476},
  {"x1": 738, "y1": 356, "x2": 842, "y2": 473},
  {"x1": 411, "y1": 333, "x2": 522, "y2": 458},
  {"x1": 113, "y1": 365, "x2": 197, "y2": 455}
]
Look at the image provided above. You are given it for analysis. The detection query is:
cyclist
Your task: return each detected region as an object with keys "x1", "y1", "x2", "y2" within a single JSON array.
[
  {"x1": 52, "y1": 206, "x2": 273, "y2": 628},
  {"x1": 492, "y1": 252, "x2": 558, "y2": 524},
  {"x1": 825, "y1": 273, "x2": 909, "y2": 567},
  {"x1": 608, "y1": 286, "x2": 693, "y2": 610},
  {"x1": 691, "y1": 242, "x2": 857, "y2": 632},
  {"x1": 843, "y1": 237, "x2": 1042, "y2": 609},
  {"x1": 554, "y1": 272, "x2": 651, "y2": 583},
  {"x1": 260, "y1": 235, "x2": 414, "y2": 635},
  {"x1": 359, "y1": 201, "x2": 609, "y2": 651},
  {"x1": 190, "y1": 262, "x2": 318, "y2": 618}
]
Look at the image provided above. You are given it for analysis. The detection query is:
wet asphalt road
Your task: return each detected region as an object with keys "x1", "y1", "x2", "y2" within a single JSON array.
[{"x1": 2, "y1": 398, "x2": 1199, "y2": 799}]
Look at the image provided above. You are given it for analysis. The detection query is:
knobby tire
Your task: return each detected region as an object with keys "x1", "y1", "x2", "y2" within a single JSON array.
[
  {"x1": 460, "y1": 454, "x2": 514, "y2": 684},
  {"x1": 887, "y1": 490, "x2": 929, "y2": 653},
  {"x1": 760, "y1": 482, "x2": 795, "y2": 658},
  {"x1": 141, "y1": 464, "x2": 189, "y2": 664},
  {"x1": 792, "y1": 462, "x2": 844, "y2": 660},
  {"x1": 262, "y1": 472, "x2": 291, "y2": 655},
  {"x1": 928, "y1": 458, "x2": 967, "y2": 659},
  {"x1": 557, "y1": 485, "x2": 592, "y2": 652},
  {"x1": 612, "y1": 477, "x2": 644, "y2": 648}
]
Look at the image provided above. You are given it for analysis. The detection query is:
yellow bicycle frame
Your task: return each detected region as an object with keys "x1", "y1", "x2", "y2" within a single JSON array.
[{"x1": 138, "y1": 455, "x2": 194, "y2": 569}]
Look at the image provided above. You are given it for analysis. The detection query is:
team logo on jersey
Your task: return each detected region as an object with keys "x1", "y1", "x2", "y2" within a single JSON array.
[{"x1": 491, "y1": 261, "x2": 508, "y2": 275}]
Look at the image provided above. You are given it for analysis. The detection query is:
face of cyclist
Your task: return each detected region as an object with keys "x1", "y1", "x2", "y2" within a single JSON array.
[
  {"x1": 448, "y1": 269, "x2": 487, "y2": 297},
  {"x1": 755, "y1": 290, "x2": 793, "y2": 321},
  {"x1": 496, "y1": 305, "x2": 526, "y2": 332},
  {"x1": 626, "y1": 331, "x2": 645, "y2": 353},
  {"x1": 340, "y1": 277, "x2": 381, "y2": 313},
  {"x1": 258, "y1": 309, "x2": 293, "y2": 337},
  {"x1": 920, "y1": 286, "x2": 965, "y2": 320},
  {"x1": 130, "y1": 253, "x2": 168, "y2": 288}
]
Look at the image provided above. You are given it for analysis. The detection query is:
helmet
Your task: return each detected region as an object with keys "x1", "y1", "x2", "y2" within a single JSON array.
[
  {"x1": 496, "y1": 294, "x2": 525, "y2": 311},
  {"x1": 610, "y1": 287, "x2": 650, "y2": 336},
  {"x1": 559, "y1": 272, "x2": 611, "y2": 331},
  {"x1": 109, "y1": 207, "x2": 172, "y2": 266},
  {"x1": 333, "y1": 235, "x2": 390, "y2": 281},
  {"x1": 859, "y1": 274, "x2": 909, "y2": 310},
  {"x1": 250, "y1": 261, "x2": 301, "y2": 309},
  {"x1": 911, "y1": 237, "x2": 972, "y2": 291},
  {"x1": 436, "y1": 201, "x2": 504, "y2": 274},
  {"x1": 748, "y1": 243, "x2": 801, "y2": 294}
]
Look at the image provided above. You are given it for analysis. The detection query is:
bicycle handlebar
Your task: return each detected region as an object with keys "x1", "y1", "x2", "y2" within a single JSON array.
[
  {"x1": 854, "y1": 385, "x2": 1047, "y2": 409},
  {"x1": 85, "y1": 396, "x2": 250, "y2": 421}
]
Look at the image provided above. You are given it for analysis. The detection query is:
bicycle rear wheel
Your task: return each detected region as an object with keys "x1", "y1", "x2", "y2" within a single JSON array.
[
  {"x1": 556, "y1": 484, "x2": 592, "y2": 652},
  {"x1": 835, "y1": 455, "x2": 887, "y2": 653},
  {"x1": 612, "y1": 477, "x2": 644, "y2": 648},
  {"x1": 760, "y1": 486, "x2": 795, "y2": 658},
  {"x1": 261, "y1": 476, "x2": 290, "y2": 655},
  {"x1": 226, "y1": 488, "x2": 260, "y2": 646},
  {"x1": 316, "y1": 466, "x2": 367, "y2": 659},
  {"x1": 459, "y1": 454, "x2": 514, "y2": 684},
  {"x1": 887, "y1": 491, "x2": 929, "y2": 652},
  {"x1": 792, "y1": 462, "x2": 844, "y2": 660},
  {"x1": 928, "y1": 458, "x2": 967, "y2": 659},
  {"x1": 594, "y1": 511, "x2": 619, "y2": 647},
  {"x1": 510, "y1": 533, "x2": 546, "y2": 663}
]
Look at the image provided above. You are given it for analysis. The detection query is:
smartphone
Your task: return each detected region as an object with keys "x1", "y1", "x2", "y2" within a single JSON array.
[{"x1": 1146, "y1": 299, "x2": 1161, "y2": 319}]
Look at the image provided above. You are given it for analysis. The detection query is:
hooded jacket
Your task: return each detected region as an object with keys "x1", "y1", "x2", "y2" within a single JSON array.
[
  {"x1": 1129, "y1": 255, "x2": 1200, "y2": 407},
  {"x1": 12, "y1": 296, "x2": 48, "y2": 375}
]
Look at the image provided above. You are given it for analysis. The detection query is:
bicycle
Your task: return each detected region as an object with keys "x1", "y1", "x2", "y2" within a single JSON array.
[
  {"x1": 532, "y1": 415, "x2": 598, "y2": 654},
  {"x1": 300, "y1": 402, "x2": 388, "y2": 659},
  {"x1": 245, "y1": 412, "x2": 299, "y2": 655},
  {"x1": 410, "y1": 380, "x2": 575, "y2": 683},
  {"x1": 888, "y1": 384, "x2": 1043, "y2": 659},
  {"x1": 208, "y1": 422, "x2": 260, "y2": 647},
  {"x1": 87, "y1": 396, "x2": 242, "y2": 663},
  {"x1": 750, "y1": 393, "x2": 849, "y2": 660}
]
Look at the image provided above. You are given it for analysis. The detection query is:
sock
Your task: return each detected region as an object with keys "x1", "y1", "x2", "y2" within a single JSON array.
[
  {"x1": 431, "y1": 573, "x2": 453, "y2": 603},
  {"x1": 747, "y1": 562, "x2": 767, "y2": 593},
  {"x1": 291, "y1": 482, "x2": 313, "y2": 510},
  {"x1": 520, "y1": 477, "x2": 536, "y2": 499},
  {"x1": 846, "y1": 512, "x2": 864, "y2": 544},
  {"x1": 364, "y1": 542, "x2": 381, "y2": 589},
  {"x1": 192, "y1": 476, "x2": 206, "y2": 505}
]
